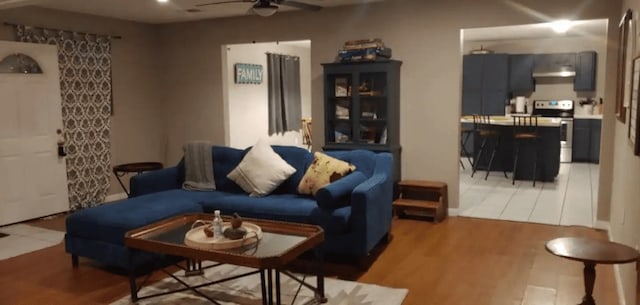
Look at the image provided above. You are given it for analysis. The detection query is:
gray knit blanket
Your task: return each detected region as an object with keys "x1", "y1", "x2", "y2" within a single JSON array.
[{"x1": 182, "y1": 141, "x2": 216, "y2": 191}]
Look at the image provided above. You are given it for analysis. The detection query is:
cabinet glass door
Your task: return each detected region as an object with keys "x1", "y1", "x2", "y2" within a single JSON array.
[
  {"x1": 327, "y1": 74, "x2": 353, "y2": 143},
  {"x1": 358, "y1": 72, "x2": 388, "y2": 144}
]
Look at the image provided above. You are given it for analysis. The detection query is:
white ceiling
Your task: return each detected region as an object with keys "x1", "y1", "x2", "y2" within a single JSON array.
[
  {"x1": 0, "y1": 0, "x2": 384, "y2": 24},
  {"x1": 463, "y1": 19, "x2": 608, "y2": 42}
]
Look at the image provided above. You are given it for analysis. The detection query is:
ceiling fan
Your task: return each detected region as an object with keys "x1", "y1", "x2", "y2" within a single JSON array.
[{"x1": 196, "y1": 0, "x2": 322, "y2": 17}]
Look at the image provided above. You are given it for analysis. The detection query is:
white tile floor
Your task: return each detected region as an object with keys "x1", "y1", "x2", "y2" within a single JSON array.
[
  {"x1": 0, "y1": 223, "x2": 65, "y2": 260},
  {"x1": 459, "y1": 159, "x2": 599, "y2": 227}
]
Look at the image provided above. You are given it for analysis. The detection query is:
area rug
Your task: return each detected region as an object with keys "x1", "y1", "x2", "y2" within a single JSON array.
[
  {"x1": 0, "y1": 224, "x2": 65, "y2": 260},
  {"x1": 111, "y1": 263, "x2": 408, "y2": 305}
]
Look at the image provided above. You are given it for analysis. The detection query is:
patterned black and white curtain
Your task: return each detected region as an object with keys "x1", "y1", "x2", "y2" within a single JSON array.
[
  {"x1": 15, "y1": 25, "x2": 112, "y2": 210},
  {"x1": 267, "y1": 53, "x2": 301, "y2": 135}
]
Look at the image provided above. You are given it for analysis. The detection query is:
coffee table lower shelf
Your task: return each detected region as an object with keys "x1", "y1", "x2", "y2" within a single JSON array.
[{"x1": 128, "y1": 259, "x2": 326, "y2": 305}]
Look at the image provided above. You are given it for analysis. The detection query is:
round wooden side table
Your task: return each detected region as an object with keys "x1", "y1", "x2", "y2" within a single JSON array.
[
  {"x1": 546, "y1": 237, "x2": 639, "y2": 305},
  {"x1": 113, "y1": 162, "x2": 163, "y2": 196}
]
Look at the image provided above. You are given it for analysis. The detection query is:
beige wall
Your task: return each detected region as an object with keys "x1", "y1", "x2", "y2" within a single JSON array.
[
  {"x1": 157, "y1": 0, "x2": 620, "y2": 212},
  {"x1": 0, "y1": 0, "x2": 636, "y2": 301},
  {"x1": 612, "y1": 1, "x2": 640, "y2": 304},
  {"x1": 0, "y1": 7, "x2": 165, "y2": 196}
]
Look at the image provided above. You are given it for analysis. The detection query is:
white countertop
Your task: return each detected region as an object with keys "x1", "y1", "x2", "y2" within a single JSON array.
[
  {"x1": 573, "y1": 114, "x2": 603, "y2": 119},
  {"x1": 461, "y1": 116, "x2": 562, "y2": 127}
]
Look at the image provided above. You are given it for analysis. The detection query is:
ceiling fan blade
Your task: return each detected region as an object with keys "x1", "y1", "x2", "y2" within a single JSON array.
[
  {"x1": 196, "y1": 0, "x2": 254, "y2": 7},
  {"x1": 275, "y1": 0, "x2": 322, "y2": 11}
]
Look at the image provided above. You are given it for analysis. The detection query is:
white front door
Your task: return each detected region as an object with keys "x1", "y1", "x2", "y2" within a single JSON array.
[{"x1": 0, "y1": 41, "x2": 69, "y2": 226}]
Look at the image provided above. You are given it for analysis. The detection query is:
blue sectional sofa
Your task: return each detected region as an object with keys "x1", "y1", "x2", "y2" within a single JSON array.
[{"x1": 65, "y1": 145, "x2": 393, "y2": 270}]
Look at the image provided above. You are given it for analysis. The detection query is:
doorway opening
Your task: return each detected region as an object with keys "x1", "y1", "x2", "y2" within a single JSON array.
[
  {"x1": 221, "y1": 40, "x2": 312, "y2": 150},
  {"x1": 458, "y1": 19, "x2": 608, "y2": 227}
]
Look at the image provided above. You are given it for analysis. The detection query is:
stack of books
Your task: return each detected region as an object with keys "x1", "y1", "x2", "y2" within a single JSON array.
[{"x1": 337, "y1": 39, "x2": 392, "y2": 62}]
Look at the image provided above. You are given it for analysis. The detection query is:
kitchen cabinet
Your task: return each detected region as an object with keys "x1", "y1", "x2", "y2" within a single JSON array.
[
  {"x1": 590, "y1": 119, "x2": 601, "y2": 162},
  {"x1": 461, "y1": 54, "x2": 509, "y2": 115},
  {"x1": 572, "y1": 118, "x2": 601, "y2": 163},
  {"x1": 470, "y1": 123, "x2": 561, "y2": 182},
  {"x1": 535, "y1": 53, "x2": 576, "y2": 68},
  {"x1": 572, "y1": 119, "x2": 590, "y2": 162},
  {"x1": 322, "y1": 60, "x2": 402, "y2": 182},
  {"x1": 574, "y1": 51, "x2": 597, "y2": 91},
  {"x1": 509, "y1": 54, "x2": 535, "y2": 93}
]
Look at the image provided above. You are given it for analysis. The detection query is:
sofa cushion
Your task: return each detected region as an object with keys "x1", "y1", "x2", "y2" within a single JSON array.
[
  {"x1": 298, "y1": 152, "x2": 356, "y2": 196},
  {"x1": 65, "y1": 190, "x2": 214, "y2": 245},
  {"x1": 316, "y1": 171, "x2": 367, "y2": 209},
  {"x1": 271, "y1": 146, "x2": 313, "y2": 194},
  {"x1": 212, "y1": 146, "x2": 248, "y2": 194},
  {"x1": 227, "y1": 139, "x2": 296, "y2": 197},
  {"x1": 200, "y1": 193, "x2": 351, "y2": 234}
]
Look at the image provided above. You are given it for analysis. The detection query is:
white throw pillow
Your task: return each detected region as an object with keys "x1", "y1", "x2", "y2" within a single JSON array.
[{"x1": 227, "y1": 139, "x2": 296, "y2": 197}]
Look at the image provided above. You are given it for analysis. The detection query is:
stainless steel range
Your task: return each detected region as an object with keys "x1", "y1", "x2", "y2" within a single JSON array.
[{"x1": 532, "y1": 100, "x2": 574, "y2": 163}]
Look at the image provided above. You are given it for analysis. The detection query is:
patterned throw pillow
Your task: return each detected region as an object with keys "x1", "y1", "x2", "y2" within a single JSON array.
[
  {"x1": 227, "y1": 139, "x2": 296, "y2": 197},
  {"x1": 298, "y1": 152, "x2": 356, "y2": 196}
]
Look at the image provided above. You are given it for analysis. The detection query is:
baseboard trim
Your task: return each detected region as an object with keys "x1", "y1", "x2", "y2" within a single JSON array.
[
  {"x1": 448, "y1": 208, "x2": 459, "y2": 217},
  {"x1": 594, "y1": 220, "x2": 610, "y2": 232},
  {"x1": 614, "y1": 264, "x2": 627, "y2": 305},
  {"x1": 607, "y1": 228, "x2": 628, "y2": 305},
  {"x1": 104, "y1": 192, "x2": 127, "y2": 203}
]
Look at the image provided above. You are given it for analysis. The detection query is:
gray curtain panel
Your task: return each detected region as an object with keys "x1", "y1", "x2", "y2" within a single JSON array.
[
  {"x1": 267, "y1": 53, "x2": 301, "y2": 135},
  {"x1": 15, "y1": 25, "x2": 113, "y2": 210}
]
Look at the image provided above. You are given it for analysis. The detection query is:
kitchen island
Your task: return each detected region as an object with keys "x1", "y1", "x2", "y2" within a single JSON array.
[{"x1": 460, "y1": 116, "x2": 561, "y2": 182}]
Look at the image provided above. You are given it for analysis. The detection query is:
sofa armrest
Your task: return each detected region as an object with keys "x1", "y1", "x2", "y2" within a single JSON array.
[
  {"x1": 316, "y1": 171, "x2": 368, "y2": 209},
  {"x1": 349, "y1": 153, "x2": 393, "y2": 254},
  {"x1": 129, "y1": 166, "x2": 181, "y2": 197}
]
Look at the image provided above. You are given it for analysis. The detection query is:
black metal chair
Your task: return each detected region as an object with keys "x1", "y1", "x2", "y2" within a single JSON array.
[
  {"x1": 471, "y1": 114, "x2": 508, "y2": 180},
  {"x1": 460, "y1": 126, "x2": 474, "y2": 170},
  {"x1": 512, "y1": 116, "x2": 540, "y2": 186}
]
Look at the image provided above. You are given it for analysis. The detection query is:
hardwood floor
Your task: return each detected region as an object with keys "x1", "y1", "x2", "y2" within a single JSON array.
[{"x1": 0, "y1": 216, "x2": 618, "y2": 305}]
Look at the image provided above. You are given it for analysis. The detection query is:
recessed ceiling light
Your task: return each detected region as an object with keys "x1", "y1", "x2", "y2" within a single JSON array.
[
  {"x1": 549, "y1": 20, "x2": 573, "y2": 33},
  {"x1": 157, "y1": 0, "x2": 169, "y2": 3}
]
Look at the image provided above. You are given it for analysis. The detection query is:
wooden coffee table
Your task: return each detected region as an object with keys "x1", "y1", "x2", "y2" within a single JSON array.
[
  {"x1": 125, "y1": 213, "x2": 326, "y2": 305},
  {"x1": 546, "y1": 237, "x2": 639, "y2": 305}
]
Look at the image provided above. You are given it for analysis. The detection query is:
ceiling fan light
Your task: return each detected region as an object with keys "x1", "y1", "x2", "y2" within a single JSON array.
[
  {"x1": 549, "y1": 19, "x2": 573, "y2": 33},
  {"x1": 253, "y1": 5, "x2": 278, "y2": 17}
]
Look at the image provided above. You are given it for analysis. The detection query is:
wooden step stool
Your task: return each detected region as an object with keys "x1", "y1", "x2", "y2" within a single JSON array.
[{"x1": 393, "y1": 180, "x2": 448, "y2": 222}]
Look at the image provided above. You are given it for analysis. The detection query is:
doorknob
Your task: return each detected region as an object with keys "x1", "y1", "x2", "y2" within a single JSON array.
[{"x1": 56, "y1": 129, "x2": 67, "y2": 157}]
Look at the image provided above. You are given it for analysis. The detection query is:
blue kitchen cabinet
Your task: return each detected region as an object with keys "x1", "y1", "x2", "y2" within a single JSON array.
[
  {"x1": 482, "y1": 55, "x2": 509, "y2": 91},
  {"x1": 461, "y1": 54, "x2": 509, "y2": 115},
  {"x1": 462, "y1": 91, "x2": 482, "y2": 115},
  {"x1": 462, "y1": 55, "x2": 483, "y2": 91},
  {"x1": 574, "y1": 51, "x2": 597, "y2": 91},
  {"x1": 590, "y1": 119, "x2": 601, "y2": 163},
  {"x1": 482, "y1": 89, "x2": 509, "y2": 115},
  {"x1": 572, "y1": 119, "x2": 590, "y2": 162},
  {"x1": 572, "y1": 118, "x2": 601, "y2": 163},
  {"x1": 509, "y1": 54, "x2": 535, "y2": 93}
]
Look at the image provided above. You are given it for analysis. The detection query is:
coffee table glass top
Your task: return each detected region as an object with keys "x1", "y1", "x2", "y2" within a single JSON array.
[
  {"x1": 145, "y1": 221, "x2": 308, "y2": 258},
  {"x1": 125, "y1": 213, "x2": 324, "y2": 264}
]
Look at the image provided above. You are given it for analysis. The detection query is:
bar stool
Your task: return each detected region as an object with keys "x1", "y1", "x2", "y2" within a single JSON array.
[
  {"x1": 471, "y1": 115, "x2": 508, "y2": 180},
  {"x1": 460, "y1": 126, "x2": 474, "y2": 170},
  {"x1": 512, "y1": 116, "x2": 540, "y2": 186}
]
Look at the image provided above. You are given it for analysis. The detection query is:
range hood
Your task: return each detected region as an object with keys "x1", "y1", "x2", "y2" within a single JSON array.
[{"x1": 532, "y1": 65, "x2": 576, "y2": 78}]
